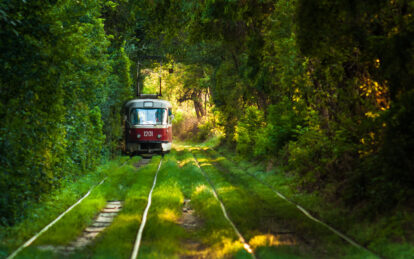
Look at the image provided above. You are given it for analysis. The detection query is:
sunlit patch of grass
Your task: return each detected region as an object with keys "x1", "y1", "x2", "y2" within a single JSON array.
[
  {"x1": 217, "y1": 185, "x2": 237, "y2": 194},
  {"x1": 212, "y1": 238, "x2": 244, "y2": 258},
  {"x1": 194, "y1": 184, "x2": 208, "y2": 195},
  {"x1": 159, "y1": 208, "x2": 180, "y2": 223},
  {"x1": 249, "y1": 234, "x2": 296, "y2": 249}
]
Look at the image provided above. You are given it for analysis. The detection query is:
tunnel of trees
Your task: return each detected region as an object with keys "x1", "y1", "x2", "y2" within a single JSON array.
[{"x1": 1, "y1": 0, "x2": 413, "y2": 226}]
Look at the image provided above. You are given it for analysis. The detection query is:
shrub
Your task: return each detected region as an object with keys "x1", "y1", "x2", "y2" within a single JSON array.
[{"x1": 234, "y1": 106, "x2": 264, "y2": 156}]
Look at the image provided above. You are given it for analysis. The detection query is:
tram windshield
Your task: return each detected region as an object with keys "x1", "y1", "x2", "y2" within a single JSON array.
[{"x1": 130, "y1": 108, "x2": 166, "y2": 125}]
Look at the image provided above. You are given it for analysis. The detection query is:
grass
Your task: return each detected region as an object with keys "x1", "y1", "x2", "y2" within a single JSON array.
[
  {"x1": 0, "y1": 156, "x2": 130, "y2": 258},
  {"x1": 138, "y1": 156, "x2": 185, "y2": 258},
  {"x1": 1, "y1": 150, "x2": 248, "y2": 259},
  {"x1": 2, "y1": 156, "x2": 146, "y2": 259},
  {"x1": 175, "y1": 148, "x2": 246, "y2": 258},
  {"x1": 191, "y1": 146, "x2": 377, "y2": 259},
  {"x1": 82, "y1": 156, "x2": 162, "y2": 259},
  {"x1": 207, "y1": 145, "x2": 414, "y2": 259},
  {"x1": 136, "y1": 149, "x2": 247, "y2": 258},
  {"x1": 5, "y1": 142, "x2": 408, "y2": 258}
]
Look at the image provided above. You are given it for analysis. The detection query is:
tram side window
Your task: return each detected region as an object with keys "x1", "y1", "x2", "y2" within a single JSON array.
[
  {"x1": 131, "y1": 109, "x2": 139, "y2": 125},
  {"x1": 168, "y1": 109, "x2": 173, "y2": 124}
]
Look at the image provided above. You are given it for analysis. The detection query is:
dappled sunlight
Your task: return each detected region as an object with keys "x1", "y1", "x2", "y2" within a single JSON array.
[
  {"x1": 196, "y1": 156, "x2": 210, "y2": 164},
  {"x1": 177, "y1": 157, "x2": 194, "y2": 167},
  {"x1": 212, "y1": 156, "x2": 226, "y2": 163},
  {"x1": 112, "y1": 214, "x2": 141, "y2": 225},
  {"x1": 194, "y1": 184, "x2": 208, "y2": 195},
  {"x1": 244, "y1": 243, "x2": 254, "y2": 254},
  {"x1": 158, "y1": 208, "x2": 180, "y2": 223},
  {"x1": 200, "y1": 161, "x2": 213, "y2": 168},
  {"x1": 214, "y1": 238, "x2": 244, "y2": 258},
  {"x1": 249, "y1": 234, "x2": 296, "y2": 249},
  {"x1": 217, "y1": 185, "x2": 237, "y2": 195},
  {"x1": 153, "y1": 187, "x2": 182, "y2": 202},
  {"x1": 198, "y1": 235, "x2": 244, "y2": 259}
]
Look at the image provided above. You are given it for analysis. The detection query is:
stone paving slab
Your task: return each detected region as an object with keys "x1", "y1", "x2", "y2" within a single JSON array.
[
  {"x1": 95, "y1": 215, "x2": 114, "y2": 223},
  {"x1": 100, "y1": 212, "x2": 118, "y2": 217},
  {"x1": 107, "y1": 201, "x2": 122, "y2": 205},
  {"x1": 91, "y1": 222, "x2": 111, "y2": 228},
  {"x1": 85, "y1": 226, "x2": 106, "y2": 232},
  {"x1": 102, "y1": 208, "x2": 121, "y2": 213},
  {"x1": 36, "y1": 200, "x2": 124, "y2": 255},
  {"x1": 106, "y1": 204, "x2": 122, "y2": 209}
]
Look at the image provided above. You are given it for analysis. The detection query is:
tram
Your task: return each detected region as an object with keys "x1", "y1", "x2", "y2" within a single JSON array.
[{"x1": 123, "y1": 94, "x2": 173, "y2": 155}]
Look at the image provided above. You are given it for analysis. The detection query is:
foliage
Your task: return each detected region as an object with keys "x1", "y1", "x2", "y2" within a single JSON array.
[
  {"x1": 1, "y1": 0, "x2": 413, "y2": 233},
  {"x1": 128, "y1": 0, "x2": 414, "y2": 216},
  {"x1": 0, "y1": 0, "x2": 133, "y2": 225},
  {"x1": 234, "y1": 106, "x2": 264, "y2": 156}
]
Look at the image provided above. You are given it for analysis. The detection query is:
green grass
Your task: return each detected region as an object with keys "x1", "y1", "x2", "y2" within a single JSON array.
[
  {"x1": 1, "y1": 151, "x2": 246, "y2": 259},
  {"x1": 0, "y1": 156, "x2": 130, "y2": 258},
  {"x1": 5, "y1": 144, "x2": 407, "y2": 258},
  {"x1": 82, "y1": 156, "x2": 162, "y2": 259},
  {"x1": 132, "y1": 149, "x2": 246, "y2": 258},
  {"x1": 138, "y1": 156, "x2": 185, "y2": 258},
  {"x1": 175, "y1": 149, "x2": 245, "y2": 258},
  {"x1": 191, "y1": 147, "x2": 377, "y2": 259},
  {"x1": 206, "y1": 145, "x2": 414, "y2": 259},
  {"x1": 4, "y1": 156, "x2": 146, "y2": 259}
]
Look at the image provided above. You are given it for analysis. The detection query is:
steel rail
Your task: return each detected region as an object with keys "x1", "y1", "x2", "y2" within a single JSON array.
[
  {"x1": 191, "y1": 153, "x2": 257, "y2": 259},
  {"x1": 207, "y1": 148, "x2": 383, "y2": 259},
  {"x1": 130, "y1": 158, "x2": 163, "y2": 259}
]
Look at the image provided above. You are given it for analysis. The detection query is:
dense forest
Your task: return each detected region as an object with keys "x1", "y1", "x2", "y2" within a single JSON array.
[{"x1": 1, "y1": 0, "x2": 413, "y2": 231}]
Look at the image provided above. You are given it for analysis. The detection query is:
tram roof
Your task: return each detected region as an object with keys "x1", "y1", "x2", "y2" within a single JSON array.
[{"x1": 124, "y1": 98, "x2": 172, "y2": 109}]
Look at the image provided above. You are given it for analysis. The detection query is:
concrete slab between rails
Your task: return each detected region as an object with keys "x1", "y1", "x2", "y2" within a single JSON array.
[{"x1": 36, "y1": 201, "x2": 124, "y2": 255}]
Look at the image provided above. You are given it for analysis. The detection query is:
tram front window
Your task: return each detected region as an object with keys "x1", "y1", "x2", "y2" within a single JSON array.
[{"x1": 131, "y1": 108, "x2": 166, "y2": 125}]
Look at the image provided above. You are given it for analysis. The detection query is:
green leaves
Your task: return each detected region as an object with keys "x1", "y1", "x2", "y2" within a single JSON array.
[{"x1": 0, "y1": 0, "x2": 133, "y2": 225}]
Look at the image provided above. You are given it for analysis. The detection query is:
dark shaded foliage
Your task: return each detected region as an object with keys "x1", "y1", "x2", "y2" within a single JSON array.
[{"x1": 0, "y1": 0, "x2": 133, "y2": 225}]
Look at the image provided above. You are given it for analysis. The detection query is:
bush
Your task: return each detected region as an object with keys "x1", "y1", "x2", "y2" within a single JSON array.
[
  {"x1": 234, "y1": 106, "x2": 264, "y2": 156},
  {"x1": 173, "y1": 111, "x2": 199, "y2": 140}
]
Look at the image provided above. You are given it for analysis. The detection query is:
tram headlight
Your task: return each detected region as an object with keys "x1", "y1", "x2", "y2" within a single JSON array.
[
  {"x1": 157, "y1": 134, "x2": 162, "y2": 139},
  {"x1": 137, "y1": 134, "x2": 141, "y2": 139}
]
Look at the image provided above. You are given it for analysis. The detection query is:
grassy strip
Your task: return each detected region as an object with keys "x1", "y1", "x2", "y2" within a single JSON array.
[
  {"x1": 209, "y1": 145, "x2": 414, "y2": 259},
  {"x1": 0, "y1": 156, "x2": 130, "y2": 258},
  {"x1": 175, "y1": 147, "x2": 247, "y2": 258},
  {"x1": 192, "y1": 147, "x2": 376, "y2": 259},
  {"x1": 75, "y1": 156, "x2": 162, "y2": 259},
  {"x1": 137, "y1": 149, "x2": 246, "y2": 258},
  {"x1": 11, "y1": 156, "x2": 143, "y2": 258},
  {"x1": 137, "y1": 153, "x2": 185, "y2": 258}
]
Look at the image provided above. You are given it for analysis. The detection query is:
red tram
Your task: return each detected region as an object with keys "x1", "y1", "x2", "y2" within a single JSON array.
[{"x1": 123, "y1": 94, "x2": 173, "y2": 155}]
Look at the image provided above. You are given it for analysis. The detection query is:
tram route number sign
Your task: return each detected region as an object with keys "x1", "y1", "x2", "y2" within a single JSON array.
[{"x1": 144, "y1": 131, "x2": 153, "y2": 137}]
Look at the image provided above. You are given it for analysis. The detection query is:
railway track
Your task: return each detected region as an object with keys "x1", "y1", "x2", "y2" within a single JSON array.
[
  {"x1": 5, "y1": 148, "x2": 381, "y2": 258},
  {"x1": 201, "y1": 147, "x2": 382, "y2": 259},
  {"x1": 130, "y1": 158, "x2": 162, "y2": 259},
  {"x1": 6, "y1": 157, "x2": 150, "y2": 259},
  {"x1": 191, "y1": 152, "x2": 257, "y2": 259}
]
